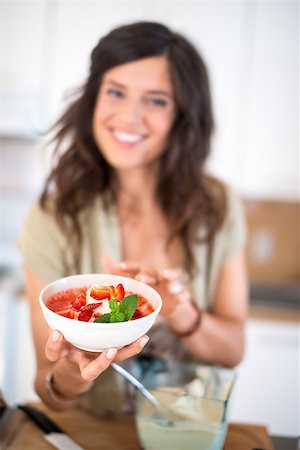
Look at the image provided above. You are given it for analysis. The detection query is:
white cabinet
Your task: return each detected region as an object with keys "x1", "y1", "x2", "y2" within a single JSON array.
[
  {"x1": 231, "y1": 2, "x2": 298, "y2": 201},
  {"x1": 230, "y1": 318, "x2": 300, "y2": 437},
  {"x1": 0, "y1": 1, "x2": 48, "y2": 137},
  {"x1": 0, "y1": 287, "x2": 38, "y2": 405}
]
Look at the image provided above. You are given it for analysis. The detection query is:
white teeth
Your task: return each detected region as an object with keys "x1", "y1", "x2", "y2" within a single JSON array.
[{"x1": 113, "y1": 130, "x2": 143, "y2": 143}]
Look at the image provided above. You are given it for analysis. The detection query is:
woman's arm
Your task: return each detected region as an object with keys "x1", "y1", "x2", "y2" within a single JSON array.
[
  {"x1": 103, "y1": 251, "x2": 248, "y2": 368},
  {"x1": 164, "y1": 250, "x2": 248, "y2": 367},
  {"x1": 23, "y1": 265, "x2": 149, "y2": 410}
]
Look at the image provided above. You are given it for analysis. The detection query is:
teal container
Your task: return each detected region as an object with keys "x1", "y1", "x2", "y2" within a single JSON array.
[{"x1": 134, "y1": 362, "x2": 236, "y2": 450}]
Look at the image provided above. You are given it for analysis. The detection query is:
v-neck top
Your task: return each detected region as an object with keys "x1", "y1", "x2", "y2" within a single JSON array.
[{"x1": 19, "y1": 184, "x2": 245, "y2": 307}]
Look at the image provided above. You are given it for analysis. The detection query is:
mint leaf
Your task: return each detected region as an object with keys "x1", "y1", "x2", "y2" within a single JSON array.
[
  {"x1": 110, "y1": 312, "x2": 125, "y2": 323},
  {"x1": 109, "y1": 299, "x2": 119, "y2": 313},
  {"x1": 93, "y1": 294, "x2": 139, "y2": 323},
  {"x1": 94, "y1": 313, "x2": 111, "y2": 323},
  {"x1": 119, "y1": 294, "x2": 138, "y2": 320}
]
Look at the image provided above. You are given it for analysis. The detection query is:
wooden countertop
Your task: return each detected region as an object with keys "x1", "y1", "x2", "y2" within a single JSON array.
[{"x1": 0, "y1": 402, "x2": 274, "y2": 450}]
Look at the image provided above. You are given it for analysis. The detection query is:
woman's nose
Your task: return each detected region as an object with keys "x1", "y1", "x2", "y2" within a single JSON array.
[{"x1": 117, "y1": 98, "x2": 143, "y2": 125}]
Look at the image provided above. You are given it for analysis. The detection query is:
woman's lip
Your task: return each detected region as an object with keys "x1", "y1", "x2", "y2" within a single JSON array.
[{"x1": 109, "y1": 128, "x2": 147, "y2": 145}]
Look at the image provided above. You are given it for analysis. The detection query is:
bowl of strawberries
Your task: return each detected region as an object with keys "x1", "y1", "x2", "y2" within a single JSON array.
[{"x1": 39, "y1": 273, "x2": 162, "y2": 352}]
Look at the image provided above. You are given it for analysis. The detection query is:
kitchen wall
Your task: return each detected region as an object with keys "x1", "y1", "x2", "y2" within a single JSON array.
[
  {"x1": 0, "y1": 0, "x2": 299, "y2": 437},
  {"x1": 1, "y1": 0, "x2": 298, "y2": 200}
]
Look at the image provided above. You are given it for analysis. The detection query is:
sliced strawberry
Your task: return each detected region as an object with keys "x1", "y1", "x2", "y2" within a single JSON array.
[
  {"x1": 56, "y1": 308, "x2": 74, "y2": 319},
  {"x1": 112, "y1": 283, "x2": 125, "y2": 301},
  {"x1": 83, "y1": 302, "x2": 102, "y2": 311},
  {"x1": 90, "y1": 285, "x2": 112, "y2": 300},
  {"x1": 78, "y1": 309, "x2": 93, "y2": 322},
  {"x1": 135, "y1": 295, "x2": 154, "y2": 315},
  {"x1": 72, "y1": 293, "x2": 86, "y2": 310},
  {"x1": 131, "y1": 309, "x2": 143, "y2": 320}
]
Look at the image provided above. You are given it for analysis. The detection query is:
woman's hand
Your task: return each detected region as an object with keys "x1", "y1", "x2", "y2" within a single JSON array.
[
  {"x1": 101, "y1": 254, "x2": 191, "y2": 317},
  {"x1": 45, "y1": 330, "x2": 149, "y2": 382}
]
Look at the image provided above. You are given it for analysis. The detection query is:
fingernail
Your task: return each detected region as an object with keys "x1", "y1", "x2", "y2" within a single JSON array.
[
  {"x1": 178, "y1": 289, "x2": 191, "y2": 302},
  {"x1": 139, "y1": 336, "x2": 149, "y2": 348},
  {"x1": 51, "y1": 331, "x2": 61, "y2": 343},
  {"x1": 160, "y1": 268, "x2": 174, "y2": 278},
  {"x1": 136, "y1": 274, "x2": 156, "y2": 284},
  {"x1": 135, "y1": 274, "x2": 146, "y2": 282},
  {"x1": 119, "y1": 262, "x2": 128, "y2": 270},
  {"x1": 106, "y1": 348, "x2": 117, "y2": 359},
  {"x1": 169, "y1": 280, "x2": 185, "y2": 294}
]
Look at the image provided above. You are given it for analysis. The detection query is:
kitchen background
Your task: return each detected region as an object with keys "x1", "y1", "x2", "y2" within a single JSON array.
[{"x1": 0, "y1": 0, "x2": 299, "y2": 439}]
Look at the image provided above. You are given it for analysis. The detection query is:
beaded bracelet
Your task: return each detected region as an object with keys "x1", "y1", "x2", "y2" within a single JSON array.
[
  {"x1": 45, "y1": 371, "x2": 92, "y2": 404},
  {"x1": 171, "y1": 302, "x2": 203, "y2": 338}
]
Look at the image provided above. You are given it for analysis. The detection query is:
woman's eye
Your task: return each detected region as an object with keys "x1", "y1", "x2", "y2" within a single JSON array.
[
  {"x1": 147, "y1": 98, "x2": 168, "y2": 107},
  {"x1": 107, "y1": 89, "x2": 124, "y2": 98}
]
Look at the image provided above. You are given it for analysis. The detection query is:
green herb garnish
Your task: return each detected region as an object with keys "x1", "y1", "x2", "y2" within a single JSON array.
[{"x1": 94, "y1": 294, "x2": 138, "y2": 323}]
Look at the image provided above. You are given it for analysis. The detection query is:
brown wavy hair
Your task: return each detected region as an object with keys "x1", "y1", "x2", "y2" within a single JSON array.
[{"x1": 41, "y1": 21, "x2": 226, "y2": 275}]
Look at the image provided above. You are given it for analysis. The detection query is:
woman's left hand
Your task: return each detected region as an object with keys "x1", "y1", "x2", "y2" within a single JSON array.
[{"x1": 101, "y1": 254, "x2": 191, "y2": 317}]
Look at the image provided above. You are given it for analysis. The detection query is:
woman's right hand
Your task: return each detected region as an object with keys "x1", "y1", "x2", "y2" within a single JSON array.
[
  {"x1": 45, "y1": 330, "x2": 149, "y2": 382},
  {"x1": 23, "y1": 264, "x2": 149, "y2": 407}
]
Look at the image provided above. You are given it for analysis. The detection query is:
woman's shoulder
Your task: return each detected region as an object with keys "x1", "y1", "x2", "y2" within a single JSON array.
[
  {"x1": 27, "y1": 192, "x2": 105, "y2": 222},
  {"x1": 206, "y1": 176, "x2": 246, "y2": 258},
  {"x1": 20, "y1": 194, "x2": 64, "y2": 248},
  {"x1": 19, "y1": 192, "x2": 108, "y2": 281},
  {"x1": 203, "y1": 175, "x2": 243, "y2": 222},
  {"x1": 221, "y1": 181, "x2": 245, "y2": 227}
]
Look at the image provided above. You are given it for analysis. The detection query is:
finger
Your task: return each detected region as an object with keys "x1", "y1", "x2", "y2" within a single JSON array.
[
  {"x1": 174, "y1": 288, "x2": 191, "y2": 303},
  {"x1": 114, "y1": 335, "x2": 149, "y2": 362},
  {"x1": 119, "y1": 260, "x2": 140, "y2": 277},
  {"x1": 45, "y1": 330, "x2": 66, "y2": 362},
  {"x1": 79, "y1": 348, "x2": 118, "y2": 381},
  {"x1": 135, "y1": 272, "x2": 158, "y2": 285},
  {"x1": 158, "y1": 268, "x2": 178, "y2": 282},
  {"x1": 101, "y1": 254, "x2": 140, "y2": 278}
]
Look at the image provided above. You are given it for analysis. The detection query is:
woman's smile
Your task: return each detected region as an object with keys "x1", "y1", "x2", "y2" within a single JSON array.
[{"x1": 109, "y1": 128, "x2": 147, "y2": 146}]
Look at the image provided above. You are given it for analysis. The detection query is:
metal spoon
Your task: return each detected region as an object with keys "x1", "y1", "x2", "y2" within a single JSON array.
[{"x1": 111, "y1": 363, "x2": 173, "y2": 426}]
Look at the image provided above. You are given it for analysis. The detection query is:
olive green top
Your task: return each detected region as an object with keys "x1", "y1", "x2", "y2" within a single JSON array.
[{"x1": 18, "y1": 183, "x2": 246, "y2": 415}]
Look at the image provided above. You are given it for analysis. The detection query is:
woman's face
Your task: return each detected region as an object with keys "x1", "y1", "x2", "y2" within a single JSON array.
[{"x1": 92, "y1": 56, "x2": 176, "y2": 172}]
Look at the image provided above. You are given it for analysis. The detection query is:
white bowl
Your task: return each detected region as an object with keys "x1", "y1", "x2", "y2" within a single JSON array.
[{"x1": 39, "y1": 273, "x2": 162, "y2": 352}]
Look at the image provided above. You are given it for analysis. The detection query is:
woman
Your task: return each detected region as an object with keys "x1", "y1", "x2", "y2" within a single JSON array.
[{"x1": 19, "y1": 21, "x2": 248, "y2": 413}]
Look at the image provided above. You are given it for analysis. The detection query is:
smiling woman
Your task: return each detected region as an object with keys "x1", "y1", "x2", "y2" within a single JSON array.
[
  {"x1": 18, "y1": 21, "x2": 248, "y2": 415},
  {"x1": 92, "y1": 56, "x2": 176, "y2": 171}
]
